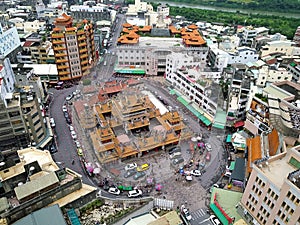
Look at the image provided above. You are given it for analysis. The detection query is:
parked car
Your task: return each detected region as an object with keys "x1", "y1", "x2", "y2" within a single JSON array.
[
  {"x1": 210, "y1": 215, "x2": 221, "y2": 225},
  {"x1": 125, "y1": 163, "x2": 137, "y2": 171},
  {"x1": 170, "y1": 152, "x2": 182, "y2": 159},
  {"x1": 64, "y1": 112, "x2": 69, "y2": 118},
  {"x1": 69, "y1": 125, "x2": 75, "y2": 132},
  {"x1": 182, "y1": 207, "x2": 192, "y2": 221},
  {"x1": 185, "y1": 175, "x2": 193, "y2": 181},
  {"x1": 168, "y1": 146, "x2": 181, "y2": 155},
  {"x1": 205, "y1": 143, "x2": 212, "y2": 152},
  {"x1": 62, "y1": 105, "x2": 68, "y2": 112},
  {"x1": 133, "y1": 171, "x2": 146, "y2": 180},
  {"x1": 108, "y1": 187, "x2": 120, "y2": 195},
  {"x1": 49, "y1": 117, "x2": 56, "y2": 128},
  {"x1": 190, "y1": 169, "x2": 201, "y2": 177},
  {"x1": 224, "y1": 171, "x2": 232, "y2": 178},
  {"x1": 74, "y1": 140, "x2": 81, "y2": 148},
  {"x1": 124, "y1": 170, "x2": 136, "y2": 178},
  {"x1": 71, "y1": 131, "x2": 77, "y2": 139},
  {"x1": 77, "y1": 148, "x2": 83, "y2": 156},
  {"x1": 49, "y1": 145, "x2": 57, "y2": 154},
  {"x1": 136, "y1": 163, "x2": 149, "y2": 172},
  {"x1": 172, "y1": 157, "x2": 184, "y2": 165},
  {"x1": 66, "y1": 94, "x2": 73, "y2": 101},
  {"x1": 128, "y1": 189, "x2": 142, "y2": 198},
  {"x1": 66, "y1": 117, "x2": 72, "y2": 124}
]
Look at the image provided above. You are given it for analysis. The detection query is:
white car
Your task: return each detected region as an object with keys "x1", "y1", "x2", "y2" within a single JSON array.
[
  {"x1": 49, "y1": 117, "x2": 56, "y2": 128},
  {"x1": 205, "y1": 143, "x2": 212, "y2": 151},
  {"x1": 108, "y1": 187, "x2": 120, "y2": 195},
  {"x1": 128, "y1": 189, "x2": 142, "y2": 198},
  {"x1": 62, "y1": 105, "x2": 68, "y2": 112},
  {"x1": 71, "y1": 131, "x2": 77, "y2": 139},
  {"x1": 66, "y1": 94, "x2": 73, "y2": 101},
  {"x1": 183, "y1": 208, "x2": 192, "y2": 221},
  {"x1": 186, "y1": 175, "x2": 193, "y2": 181},
  {"x1": 190, "y1": 169, "x2": 201, "y2": 176},
  {"x1": 125, "y1": 163, "x2": 137, "y2": 171},
  {"x1": 74, "y1": 140, "x2": 81, "y2": 148},
  {"x1": 224, "y1": 171, "x2": 232, "y2": 177},
  {"x1": 210, "y1": 215, "x2": 221, "y2": 225},
  {"x1": 170, "y1": 152, "x2": 182, "y2": 159},
  {"x1": 69, "y1": 125, "x2": 75, "y2": 132}
]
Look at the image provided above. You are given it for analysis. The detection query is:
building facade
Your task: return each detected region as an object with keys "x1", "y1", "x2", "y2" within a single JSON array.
[
  {"x1": 51, "y1": 14, "x2": 96, "y2": 81},
  {"x1": 0, "y1": 24, "x2": 21, "y2": 63},
  {"x1": 239, "y1": 146, "x2": 300, "y2": 225}
]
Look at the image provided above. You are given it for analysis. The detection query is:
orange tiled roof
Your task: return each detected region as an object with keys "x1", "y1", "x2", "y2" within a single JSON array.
[
  {"x1": 53, "y1": 27, "x2": 61, "y2": 32},
  {"x1": 187, "y1": 24, "x2": 198, "y2": 30},
  {"x1": 122, "y1": 22, "x2": 132, "y2": 28},
  {"x1": 139, "y1": 26, "x2": 151, "y2": 32},
  {"x1": 117, "y1": 31, "x2": 140, "y2": 44},
  {"x1": 182, "y1": 29, "x2": 206, "y2": 46},
  {"x1": 246, "y1": 136, "x2": 262, "y2": 173},
  {"x1": 169, "y1": 26, "x2": 181, "y2": 34},
  {"x1": 66, "y1": 27, "x2": 76, "y2": 31},
  {"x1": 268, "y1": 129, "x2": 279, "y2": 156}
]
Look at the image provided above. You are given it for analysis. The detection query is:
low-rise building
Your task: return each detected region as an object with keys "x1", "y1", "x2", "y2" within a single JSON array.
[{"x1": 0, "y1": 147, "x2": 96, "y2": 224}]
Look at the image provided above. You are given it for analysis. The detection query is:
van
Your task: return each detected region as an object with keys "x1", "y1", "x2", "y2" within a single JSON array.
[{"x1": 170, "y1": 152, "x2": 182, "y2": 159}]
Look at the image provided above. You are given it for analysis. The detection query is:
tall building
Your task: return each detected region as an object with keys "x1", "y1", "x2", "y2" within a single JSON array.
[
  {"x1": 293, "y1": 26, "x2": 300, "y2": 47},
  {"x1": 51, "y1": 13, "x2": 96, "y2": 82},
  {"x1": 239, "y1": 146, "x2": 300, "y2": 225}
]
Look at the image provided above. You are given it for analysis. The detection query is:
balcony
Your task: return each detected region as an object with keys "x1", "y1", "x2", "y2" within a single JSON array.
[
  {"x1": 52, "y1": 40, "x2": 65, "y2": 44},
  {"x1": 59, "y1": 70, "x2": 71, "y2": 75},
  {"x1": 80, "y1": 54, "x2": 88, "y2": 59},
  {"x1": 54, "y1": 46, "x2": 66, "y2": 51},
  {"x1": 52, "y1": 33, "x2": 64, "y2": 38},
  {"x1": 55, "y1": 52, "x2": 67, "y2": 57},
  {"x1": 79, "y1": 48, "x2": 88, "y2": 53},
  {"x1": 77, "y1": 36, "x2": 86, "y2": 41},
  {"x1": 79, "y1": 42, "x2": 87, "y2": 47},
  {"x1": 57, "y1": 65, "x2": 69, "y2": 69}
]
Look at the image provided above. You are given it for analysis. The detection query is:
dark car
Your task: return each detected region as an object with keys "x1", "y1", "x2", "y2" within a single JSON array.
[
  {"x1": 133, "y1": 171, "x2": 146, "y2": 180},
  {"x1": 168, "y1": 146, "x2": 181, "y2": 155},
  {"x1": 66, "y1": 117, "x2": 72, "y2": 124},
  {"x1": 124, "y1": 170, "x2": 136, "y2": 178},
  {"x1": 172, "y1": 157, "x2": 184, "y2": 165},
  {"x1": 49, "y1": 145, "x2": 57, "y2": 154}
]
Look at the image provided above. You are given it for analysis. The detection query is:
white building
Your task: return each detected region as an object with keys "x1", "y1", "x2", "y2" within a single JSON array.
[
  {"x1": 260, "y1": 41, "x2": 300, "y2": 57},
  {"x1": 0, "y1": 58, "x2": 16, "y2": 102},
  {"x1": 227, "y1": 46, "x2": 259, "y2": 65},
  {"x1": 23, "y1": 20, "x2": 46, "y2": 33},
  {"x1": 116, "y1": 37, "x2": 208, "y2": 75},
  {"x1": 256, "y1": 65, "x2": 293, "y2": 87},
  {"x1": 240, "y1": 26, "x2": 269, "y2": 46},
  {"x1": 0, "y1": 25, "x2": 21, "y2": 59}
]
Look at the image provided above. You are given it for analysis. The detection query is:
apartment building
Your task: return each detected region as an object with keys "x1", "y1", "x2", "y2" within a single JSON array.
[
  {"x1": 51, "y1": 13, "x2": 96, "y2": 81},
  {"x1": 240, "y1": 26, "x2": 269, "y2": 46},
  {"x1": 0, "y1": 24, "x2": 21, "y2": 63},
  {"x1": 17, "y1": 33, "x2": 55, "y2": 64},
  {"x1": 0, "y1": 147, "x2": 96, "y2": 224},
  {"x1": 256, "y1": 65, "x2": 292, "y2": 87},
  {"x1": 260, "y1": 41, "x2": 299, "y2": 58},
  {"x1": 207, "y1": 46, "x2": 258, "y2": 68},
  {"x1": 0, "y1": 58, "x2": 49, "y2": 153},
  {"x1": 293, "y1": 26, "x2": 300, "y2": 47},
  {"x1": 227, "y1": 69, "x2": 251, "y2": 123},
  {"x1": 287, "y1": 59, "x2": 300, "y2": 83},
  {"x1": 239, "y1": 146, "x2": 300, "y2": 225},
  {"x1": 70, "y1": 4, "x2": 115, "y2": 22}
]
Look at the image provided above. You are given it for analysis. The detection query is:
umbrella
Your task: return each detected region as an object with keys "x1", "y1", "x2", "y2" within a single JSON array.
[
  {"x1": 93, "y1": 167, "x2": 101, "y2": 174},
  {"x1": 155, "y1": 183, "x2": 162, "y2": 191},
  {"x1": 147, "y1": 177, "x2": 153, "y2": 184},
  {"x1": 191, "y1": 137, "x2": 197, "y2": 142},
  {"x1": 197, "y1": 142, "x2": 201, "y2": 147},
  {"x1": 86, "y1": 165, "x2": 94, "y2": 173},
  {"x1": 196, "y1": 136, "x2": 202, "y2": 141},
  {"x1": 199, "y1": 142, "x2": 205, "y2": 147}
]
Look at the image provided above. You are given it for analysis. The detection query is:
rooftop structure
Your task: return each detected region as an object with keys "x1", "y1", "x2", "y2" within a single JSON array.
[{"x1": 0, "y1": 147, "x2": 96, "y2": 224}]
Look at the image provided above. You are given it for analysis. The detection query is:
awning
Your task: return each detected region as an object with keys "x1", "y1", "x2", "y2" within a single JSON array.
[
  {"x1": 212, "y1": 123, "x2": 223, "y2": 129},
  {"x1": 210, "y1": 203, "x2": 233, "y2": 225},
  {"x1": 226, "y1": 134, "x2": 232, "y2": 143},
  {"x1": 169, "y1": 89, "x2": 176, "y2": 95},
  {"x1": 37, "y1": 136, "x2": 53, "y2": 149},
  {"x1": 234, "y1": 121, "x2": 244, "y2": 128},
  {"x1": 177, "y1": 96, "x2": 190, "y2": 106},
  {"x1": 185, "y1": 104, "x2": 212, "y2": 126}
]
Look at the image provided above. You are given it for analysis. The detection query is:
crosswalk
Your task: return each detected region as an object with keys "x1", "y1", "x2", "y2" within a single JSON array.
[
  {"x1": 190, "y1": 208, "x2": 213, "y2": 225},
  {"x1": 191, "y1": 208, "x2": 206, "y2": 221}
]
